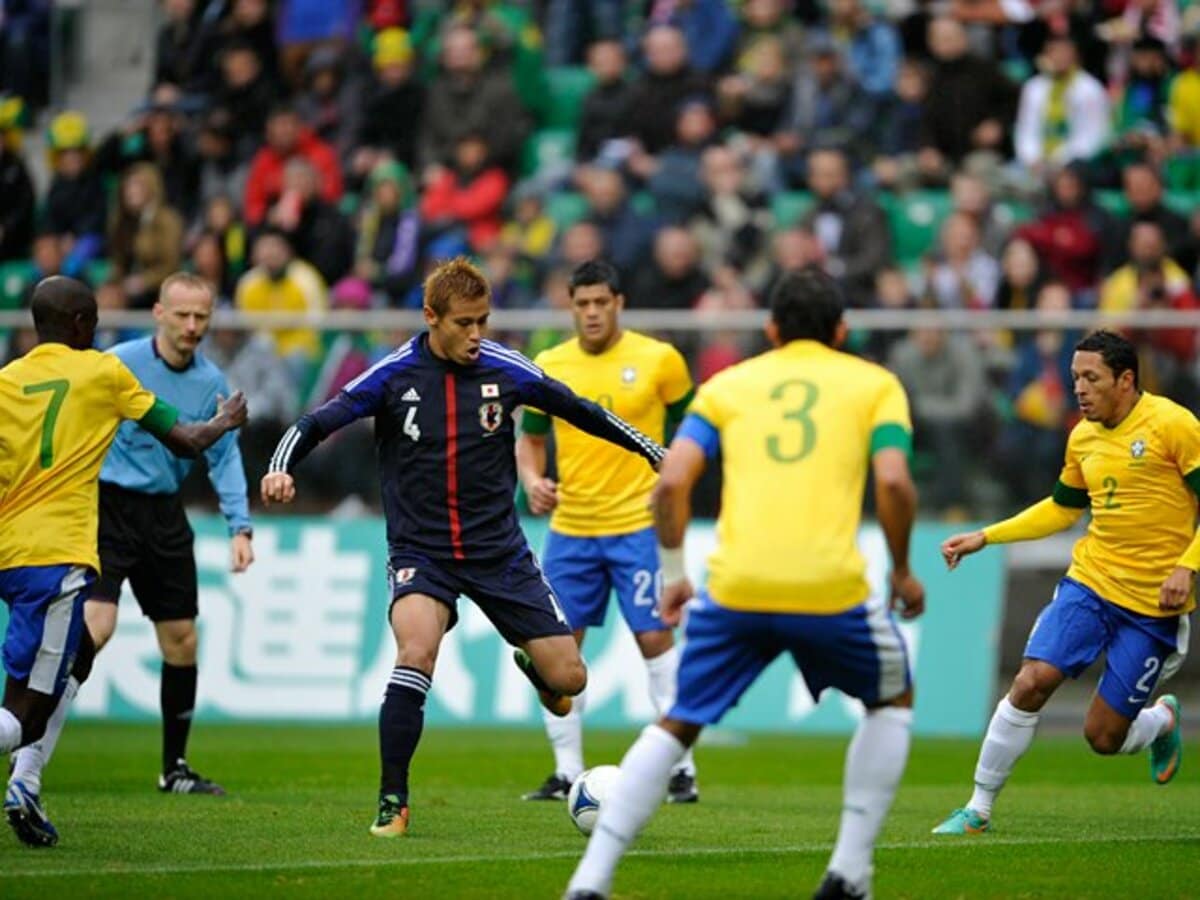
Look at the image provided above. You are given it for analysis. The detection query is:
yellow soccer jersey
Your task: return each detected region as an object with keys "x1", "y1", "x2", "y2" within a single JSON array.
[
  {"x1": 688, "y1": 340, "x2": 912, "y2": 614},
  {"x1": 1052, "y1": 393, "x2": 1200, "y2": 617},
  {"x1": 526, "y1": 331, "x2": 693, "y2": 536},
  {"x1": 0, "y1": 344, "x2": 177, "y2": 572}
]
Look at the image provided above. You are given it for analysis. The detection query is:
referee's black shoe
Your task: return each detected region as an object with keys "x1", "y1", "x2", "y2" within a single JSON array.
[
  {"x1": 158, "y1": 760, "x2": 227, "y2": 796},
  {"x1": 522, "y1": 772, "x2": 573, "y2": 801},
  {"x1": 812, "y1": 871, "x2": 870, "y2": 899}
]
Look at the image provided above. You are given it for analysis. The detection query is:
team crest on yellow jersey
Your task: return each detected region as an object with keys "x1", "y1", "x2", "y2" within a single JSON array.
[
  {"x1": 1131, "y1": 439, "x2": 1146, "y2": 459},
  {"x1": 621, "y1": 366, "x2": 637, "y2": 385}
]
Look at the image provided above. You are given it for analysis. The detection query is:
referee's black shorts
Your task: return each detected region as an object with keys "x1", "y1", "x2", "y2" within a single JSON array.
[{"x1": 95, "y1": 482, "x2": 198, "y2": 622}]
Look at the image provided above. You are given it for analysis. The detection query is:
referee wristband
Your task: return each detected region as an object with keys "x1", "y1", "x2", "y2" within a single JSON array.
[{"x1": 659, "y1": 545, "x2": 687, "y2": 584}]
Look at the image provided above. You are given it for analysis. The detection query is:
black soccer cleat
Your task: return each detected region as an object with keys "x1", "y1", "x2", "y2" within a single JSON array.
[
  {"x1": 563, "y1": 892, "x2": 607, "y2": 900},
  {"x1": 158, "y1": 760, "x2": 227, "y2": 796},
  {"x1": 523, "y1": 773, "x2": 573, "y2": 801},
  {"x1": 812, "y1": 871, "x2": 870, "y2": 900},
  {"x1": 666, "y1": 770, "x2": 699, "y2": 804}
]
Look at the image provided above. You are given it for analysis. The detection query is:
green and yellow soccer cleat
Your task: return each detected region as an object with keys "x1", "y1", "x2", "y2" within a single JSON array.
[
  {"x1": 1150, "y1": 694, "x2": 1182, "y2": 785},
  {"x1": 369, "y1": 795, "x2": 409, "y2": 838},
  {"x1": 931, "y1": 807, "x2": 990, "y2": 835}
]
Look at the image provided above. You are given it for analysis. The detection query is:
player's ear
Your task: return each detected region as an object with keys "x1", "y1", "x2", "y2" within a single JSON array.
[
  {"x1": 832, "y1": 319, "x2": 849, "y2": 349},
  {"x1": 764, "y1": 319, "x2": 780, "y2": 347},
  {"x1": 614, "y1": 292, "x2": 625, "y2": 312},
  {"x1": 422, "y1": 304, "x2": 437, "y2": 328}
]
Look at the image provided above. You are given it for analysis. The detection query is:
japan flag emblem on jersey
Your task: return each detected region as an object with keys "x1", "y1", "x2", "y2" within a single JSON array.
[{"x1": 480, "y1": 401, "x2": 504, "y2": 433}]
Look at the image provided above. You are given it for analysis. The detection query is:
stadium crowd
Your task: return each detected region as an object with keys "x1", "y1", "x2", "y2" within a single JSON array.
[{"x1": 2, "y1": 0, "x2": 1200, "y2": 513}]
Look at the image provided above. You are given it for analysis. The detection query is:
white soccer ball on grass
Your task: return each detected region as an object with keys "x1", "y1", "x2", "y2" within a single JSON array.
[{"x1": 567, "y1": 765, "x2": 622, "y2": 836}]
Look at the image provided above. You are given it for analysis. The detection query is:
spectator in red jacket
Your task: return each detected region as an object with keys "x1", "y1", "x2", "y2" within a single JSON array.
[
  {"x1": 244, "y1": 104, "x2": 343, "y2": 226},
  {"x1": 419, "y1": 134, "x2": 510, "y2": 251},
  {"x1": 1015, "y1": 165, "x2": 1115, "y2": 301}
]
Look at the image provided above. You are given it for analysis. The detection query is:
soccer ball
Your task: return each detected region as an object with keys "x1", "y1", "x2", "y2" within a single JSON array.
[{"x1": 567, "y1": 765, "x2": 622, "y2": 836}]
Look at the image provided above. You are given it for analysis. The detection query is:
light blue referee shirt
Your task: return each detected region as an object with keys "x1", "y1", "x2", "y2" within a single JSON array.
[{"x1": 101, "y1": 336, "x2": 251, "y2": 535}]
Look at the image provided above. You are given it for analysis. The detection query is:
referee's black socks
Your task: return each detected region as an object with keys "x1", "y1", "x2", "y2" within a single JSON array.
[
  {"x1": 379, "y1": 666, "x2": 432, "y2": 806},
  {"x1": 161, "y1": 662, "x2": 197, "y2": 773}
]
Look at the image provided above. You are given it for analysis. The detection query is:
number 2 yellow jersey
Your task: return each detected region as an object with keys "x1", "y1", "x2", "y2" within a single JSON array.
[
  {"x1": 1054, "y1": 392, "x2": 1200, "y2": 617},
  {"x1": 530, "y1": 331, "x2": 693, "y2": 536},
  {"x1": 687, "y1": 340, "x2": 912, "y2": 614},
  {"x1": 0, "y1": 343, "x2": 169, "y2": 572}
]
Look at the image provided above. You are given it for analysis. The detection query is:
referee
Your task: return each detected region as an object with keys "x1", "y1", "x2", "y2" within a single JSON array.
[{"x1": 9, "y1": 272, "x2": 253, "y2": 799}]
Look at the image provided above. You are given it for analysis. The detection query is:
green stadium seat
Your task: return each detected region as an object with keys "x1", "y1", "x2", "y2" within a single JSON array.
[
  {"x1": 1164, "y1": 191, "x2": 1199, "y2": 218},
  {"x1": 85, "y1": 258, "x2": 113, "y2": 287},
  {"x1": 771, "y1": 191, "x2": 814, "y2": 229},
  {"x1": 0, "y1": 260, "x2": 35, "y2": 309},
  {"x1": 1095, "y1": 190, "x2": 1129, "y2": 219},
  {"x1": 993, "y1": 199, "x2": 1035, "y2": 229},
  {"x1": 631, "y1": 191, "x2": 657, "y2": 217},
  {"x1": 338, "y1": 192, "x2": 361, "y2": 216},
  {"x1": 884, "y1": 190, "x2": 953, "y2": 263},
  {"x1": 545, "y1": 67, "x2": 595, "y2": 129},
  {"x1": 1165, "y1": 155, "x2": 1200, "y2": 192},
  {"x1": 545, "y1": 192, "x2": 589, "y2": 229},
  {"x1": 522, "y1": 128, "x2": 576, "y2": 177}
]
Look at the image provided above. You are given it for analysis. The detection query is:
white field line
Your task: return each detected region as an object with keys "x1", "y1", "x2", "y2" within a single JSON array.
[{"x1": 2, "y1": 832, "x2": 1196, "y2": 880}]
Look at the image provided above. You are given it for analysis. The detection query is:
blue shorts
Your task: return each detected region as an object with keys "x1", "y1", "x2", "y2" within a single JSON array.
[
  {"x1": 0, "y1": 564, "x2": 94, "y2": 697},
  {"x1": 1025, "y1": 577, "x2": 1190, "y2": 719},
  {"x1": 387, "y1": 546, "x2": 572, "y2": 646},
  {"x1": 670, "y1": 590, "x2": 912, "y2": 725},
  {"x1": 541, "y1": 527, "x2": 666, "y2": 634}
]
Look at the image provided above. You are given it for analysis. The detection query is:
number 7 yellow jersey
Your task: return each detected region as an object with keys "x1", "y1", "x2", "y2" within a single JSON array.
[
  {"x1": 0, "y1": 343, "x2": 175, "y2": 572},
  {"x1": 687, "y1": 339, "x2": 912, "y2": 614}
]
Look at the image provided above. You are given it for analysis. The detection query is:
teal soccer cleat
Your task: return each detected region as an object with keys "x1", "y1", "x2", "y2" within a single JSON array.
[
  {"x1": 1150, "y1": 694, "x2": 1182, "y2": 785},
  {"x1": 931, "y1": 807, "x2": 990, "y2": 835}
]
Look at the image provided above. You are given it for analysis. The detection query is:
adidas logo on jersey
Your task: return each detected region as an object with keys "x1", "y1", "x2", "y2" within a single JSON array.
[{"x1": 401, "y1": 388, "x2": 421, "y2": 402}]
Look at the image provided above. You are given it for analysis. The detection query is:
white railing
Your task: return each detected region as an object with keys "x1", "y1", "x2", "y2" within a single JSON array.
[{"x1": 3, "y1": 308, "x2": 1200, "y2": 332}]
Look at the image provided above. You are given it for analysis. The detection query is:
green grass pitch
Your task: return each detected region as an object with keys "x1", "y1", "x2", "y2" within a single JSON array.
[{"x1": 1, "y1": 723, "x2": 1197, "y2": 898}]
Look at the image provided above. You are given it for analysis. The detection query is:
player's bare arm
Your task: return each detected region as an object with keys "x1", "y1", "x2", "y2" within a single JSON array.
[
  {"x1": 158, "y1": 391, "x2": 248, "y2": 458},
  {"x1": 515, "y1": 430, "x2": 558, "y2": 515},
  {"x1": 1160, "y1": 566, "x2": 1195, "y2": 611},
  {"x1": 873, "y1": 446, "x2": 925, "y2": 619},
  {"x1": 230, "y1": 532, "x2": 254, "y2": 573},
  {"x1": 651, "y1": 436, "x2": 707, "y2": 626}
]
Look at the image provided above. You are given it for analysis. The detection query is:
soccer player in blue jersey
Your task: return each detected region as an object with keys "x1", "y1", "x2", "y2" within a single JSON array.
[
  {"x1": 8, "y1": 273, "x2": 253, "y2": 823},
  {"x1": 261, "y1": 257, "x2": 666, "y2": 837}
]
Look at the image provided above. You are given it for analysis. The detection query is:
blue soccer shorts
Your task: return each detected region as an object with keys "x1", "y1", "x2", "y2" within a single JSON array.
[
  {"x1": 387, "y1": 545, "x2": 572, "y2": 645},
  {"x1": 669, "y1": 589, "x2": 912, "y2": 725},
  {"x1": 1024, "y1": 576, "x2": 1190, "y2": 719},
  {"x1": 0, "y1": 564, "x2": 94, "y2": 698},
  {"x1": 541, "y1": 526, "x2": 667, "y2": 634}
]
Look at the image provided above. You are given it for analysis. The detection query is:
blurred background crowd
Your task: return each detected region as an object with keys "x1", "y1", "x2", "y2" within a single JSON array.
[{"x1": 2, "y1": 0, "x2": 1200, "y2": 517}]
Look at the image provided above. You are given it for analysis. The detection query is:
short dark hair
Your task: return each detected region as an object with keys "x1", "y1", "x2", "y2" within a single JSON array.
[
  {"x1": 568, "y1": 259, "x2": 621, "y2": 297},
  {"x1": 30, "y1": 276, "x2": 96, "y2": 343},
  {"x1": 770, "y1": 266, "x2": 844, "y2": 345},
  {"x1": 1075, "y1": 330, "x2": 1139, "y2": 388}
]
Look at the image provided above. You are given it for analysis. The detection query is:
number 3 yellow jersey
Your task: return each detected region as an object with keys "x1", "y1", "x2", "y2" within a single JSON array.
[
  {"x1": 529, "y1": 331, "x2": 693, "y2": 537},
  {"x1": 687, "y1": 340, "x2": 912, "y2": 614},
  {"x1": 1054, "y1": 392, "x2": 1200, "y2": 617},
  {"x1": 0, "y1": 343, "x2": 171, "y2": 572}
]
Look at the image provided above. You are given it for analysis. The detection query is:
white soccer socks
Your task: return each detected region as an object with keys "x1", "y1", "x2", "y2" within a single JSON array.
[
  {"x1": 645, "y1": 646, "x2": 695, "y2": 776},
  {"x1": 0, "y1": 707, "x2": 23, "y2": 754},
  {"x1": 542, "y1": 686, "x2": 587, "y2": 782},
  {"x1": 968, "y1": 697, "x2": 1040, "y2": 819},
  {"x1": 827, "y1": 705, "x2": 913, "y2": 891},
  {"x1": 9, "y1": 676, "x2": 80, "y2": 793},
  {"x1": 1119, "y1": 702, "x2": 1173, "y2": 754},
  {"x1": 567, "y1": 724, "x2": 684, "y2": 897}
]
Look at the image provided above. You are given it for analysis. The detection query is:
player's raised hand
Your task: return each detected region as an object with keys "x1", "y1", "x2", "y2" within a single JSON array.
[
  {"x1": 215, "y1": 391, "x2": 248, "y2": 429},
  {"x1": 890, "y1": 567, "x2": 925, "y2": 620},
  {"x1": 1159, "y1": 565, "x2": 1195, "y2": 611},
  {"x1": 526, "y1": 477, "x2": 559, "y2": 515},
  {"x1": 658, "y1": 577, "x2": 694, "y2": 627},
  {"x1": 261, "y1": 471, "x2": 296, "y2": 506},
  {"x1": 941, "y1": 530, "x2": 987, "y2": 570}
]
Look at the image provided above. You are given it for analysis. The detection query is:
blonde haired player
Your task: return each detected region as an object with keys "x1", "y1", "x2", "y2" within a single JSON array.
[
  {"x1": 517, "y1": 260, "x2": 698, "y2": 803},
  {"x1": 933, "y1": 330, "x2": 1192, "y2": 836}
]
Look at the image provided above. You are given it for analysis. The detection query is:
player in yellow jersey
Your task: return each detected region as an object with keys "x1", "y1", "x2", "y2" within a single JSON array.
[
  {"x1": 565, "y1": 267, "x2": 925, "y2": 900},
  {"x1": 516, "y1": 260, "x2": 698, "y2": 803},
  {"x1": 0, "y1": 277, "x2": 246, "y2": 847},
  {"x1": 932, "y1": 330, "x2": 1193, "y2": 837}
]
